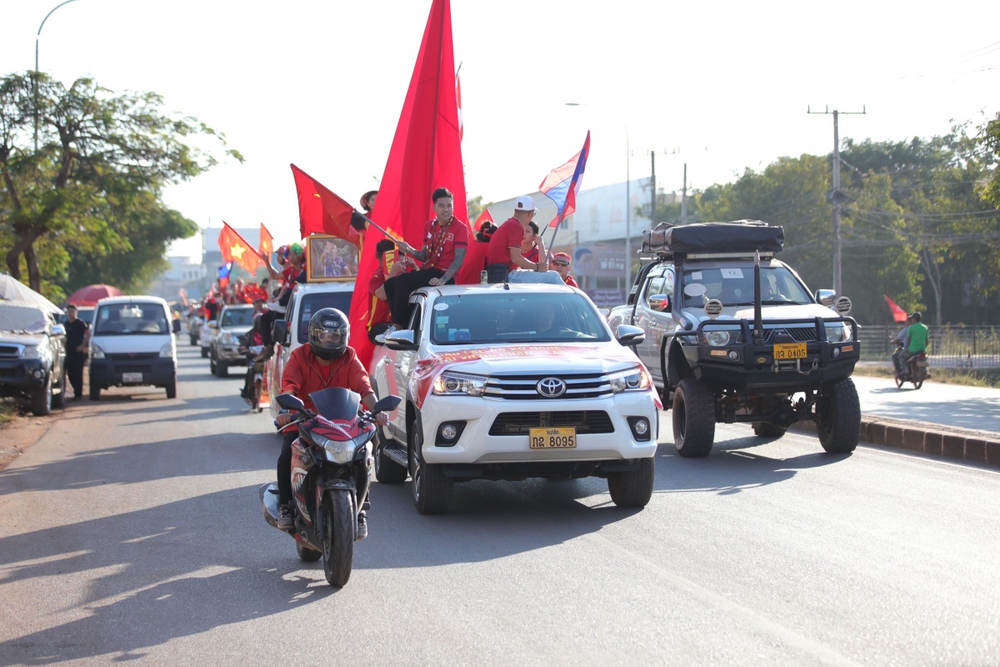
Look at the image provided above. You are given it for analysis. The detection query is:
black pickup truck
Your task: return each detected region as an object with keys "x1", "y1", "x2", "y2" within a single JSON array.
[{"x1": 609, "y1": 220, "x2": 861, "y2": 456}]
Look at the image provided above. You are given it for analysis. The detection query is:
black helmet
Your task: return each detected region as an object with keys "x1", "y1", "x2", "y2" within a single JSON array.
[{"x1": 308, "y1": 308, "x2": 349, "y2": 360}]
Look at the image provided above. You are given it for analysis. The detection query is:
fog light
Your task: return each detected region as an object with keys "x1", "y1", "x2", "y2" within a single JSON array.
[
  {"x1": 727, "y1": 350, "x2": 739, "y2": 360},
  {"x1": 627, "y1": 416, "x2": 652, "y2": 442},
  {"x1": 441, "y1": 424, "x2": 458, "y2": 440},
  {"x1": 32, "y1": 368, "x2": 44, "y2": 379},
  {"x1": 832, "y1": 347, "x2": 841, "y2": 357},
  {"x1": 435, "y1": 421, "x2": 467, "y2": 446}
]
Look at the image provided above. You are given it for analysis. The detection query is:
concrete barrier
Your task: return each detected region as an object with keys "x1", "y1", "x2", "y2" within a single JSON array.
[{"x1": 792, "y1": 415, "x2": 1000, "y2": 468}]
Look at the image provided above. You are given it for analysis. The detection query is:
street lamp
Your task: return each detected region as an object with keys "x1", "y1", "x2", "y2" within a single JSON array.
[{"x1": 34, "y1": 0, "x2": 81, "y2": 151}]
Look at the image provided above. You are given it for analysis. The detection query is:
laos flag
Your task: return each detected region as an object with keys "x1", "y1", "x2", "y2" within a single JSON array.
[{"x1": 539, "y1": 131, "x2": 590, "y2": 228}]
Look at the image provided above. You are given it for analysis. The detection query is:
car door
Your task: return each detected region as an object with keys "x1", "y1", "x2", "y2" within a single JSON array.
[
  {"x1": 389, "y1": 298, "x2": 424, "y2": 441},
  {"x1": 632, "y1": 268, "x2": 676, "y2": 385}
]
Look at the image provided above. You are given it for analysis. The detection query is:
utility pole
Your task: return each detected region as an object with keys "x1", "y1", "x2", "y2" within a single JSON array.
[
  {"x1": 808, "y1": 105, "x2": 866, "y2": 296},
  {"x1": 681, "y1": 163, "x2": 688, "y2": 224},
  {"x1": 649, "y1": 151, "x2": 656, "y2": 226}
]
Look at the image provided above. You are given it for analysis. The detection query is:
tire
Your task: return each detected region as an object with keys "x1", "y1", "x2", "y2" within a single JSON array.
[
  {"x1": 209, "y1": 356, "x2": 217, "y2": 375},
  {"x1": 252, "y1": 379, "x2": 262, "y2": 412},
  {"x1": 322, "y1": 491, "x2": 355, "y2": 588},
  {"x1": 216, "y1": 361, "x2": 228, "y2": 378},
  {"x1": 190, "y1": 335, "x2": 197, "y2": 346},
  {"x1": 672, "y1": 378, "x2": 716, "y2": 458},
  {"x1": 410, "y1": 427, "x2": 452, "y2": 514},
  {"x1": 894, "y1": 376, "x2": 904, "y2": 389},
  {"x1": 297, "y1": 542, "x2": 322, "y2": 562},
  {"x1": 90, "y1": 382, "x2": 101, "y2": 401},
  {"x1": 201, "y1": 347, "x2": 208, "y2": 358},
  {"x1": 607, "y1": 457, "x2": 655, "y2": 508},
  {"x1": 374, "y1": 431, "x2": 407, "y2": 484},
  {"x1": 51, "y1": 370, "x2": 66, "y2": 409},
  {"x1": 752, "y1": 422, "x2": 787, "y2": 438},
  {"x1": 165, "y1": 381, "x2": 177, "y2": 399},
  {"x1": 913, "y1": 378, "x2": 923, "y2": 390},
  {"x1": 816, "y1": 378, "x2": 861, "y2": 454},
  {"x1": 30, "y1": 375, "x2": 52, "y2": 416}
]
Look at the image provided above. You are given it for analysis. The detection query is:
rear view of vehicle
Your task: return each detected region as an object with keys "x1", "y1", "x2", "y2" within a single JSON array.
[
  {"x1": 89, "y1": 297, "x2": 177, "y2": 400},
  {"x1": 210, "y1": 304, "x2": 255, "y2": 377}
]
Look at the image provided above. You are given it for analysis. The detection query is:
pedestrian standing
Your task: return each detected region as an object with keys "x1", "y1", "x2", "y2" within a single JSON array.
[{"x1": 63, "y1": 305, "x2": 90, "y2": 401}]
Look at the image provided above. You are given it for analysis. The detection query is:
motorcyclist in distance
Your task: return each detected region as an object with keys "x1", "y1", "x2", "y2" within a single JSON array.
[{"x1": 274, "y1": 308, "x2": 388, "y2": 532}]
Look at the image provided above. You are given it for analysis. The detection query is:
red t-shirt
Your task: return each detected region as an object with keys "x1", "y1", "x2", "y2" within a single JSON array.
[
  {"x1": 280, "y1": 345, "x2": 374, "y2": 415},
  {"x1": 421, "y1": 217, "x2": 469, "y2": 271},
  {"x1": 367, "y1": 265, "x2": 391, "y2": 329},
  {"x1": 523, "y1": 244, "x2": 539, "y2": 264},
  {"x1": 486, "y1": 218, "x2": 524, "y2": 269},
  {"x1": 563, "y1": 274, "x2": 580, "y2": 288}
]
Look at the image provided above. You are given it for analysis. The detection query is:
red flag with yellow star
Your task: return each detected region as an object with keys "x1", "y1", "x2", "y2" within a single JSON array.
[
  {"x1": 259, "y1": 223, "x2": 274, "y2": 262},
  {"x1": 219, "y1": 223, "x2": 262, "y2": 275}
]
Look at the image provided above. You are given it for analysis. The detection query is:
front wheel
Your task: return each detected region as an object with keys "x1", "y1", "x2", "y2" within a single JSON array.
[
  {"x1": 215, "y1": 361, "x2": 228, "y2": 378},
  {"x1": 165, "y1": 381, "x2": 177, "y2": 399},
  {"x1": 607, "y1": 458, "x2": 654, "y2": 508},
  {"x1": 322, "y1": 491, "x2": 355, "y2": 587},
  {"x1": 672, "y1": 378, "x2": 716, "y2": 458},
  {"x1": 411, "y1": 428, "x2": 452, "y2": 514},
  {"x1": 252, "y1": 379, "x2": 262, "y2": 412},
  {"x1": 201, "y1": 347, "x2": 208, "y2": 358},
  {"x1": 894, "y1": 375, "x2": 904, "y2": 389},
  {"x1": 816, "y1": 379, "x2": 861, "y2": 454},
  {"x1": 90, "y1": 382, "x2": 101, "y2": 401},
  {"x1": 30, "y1": 375, "x2": 52, "y2": 416},
  {"x1": 51, "y1": 370, "x2": 66, "y2": 409}
]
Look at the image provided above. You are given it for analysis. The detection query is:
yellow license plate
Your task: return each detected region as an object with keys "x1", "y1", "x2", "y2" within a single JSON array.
[
  {"x1": 773, "y1": 342, "x2": 807, "y2": 360},
  {"x1": 529, "y1": 427, "x2": 577, "y2": 449}
]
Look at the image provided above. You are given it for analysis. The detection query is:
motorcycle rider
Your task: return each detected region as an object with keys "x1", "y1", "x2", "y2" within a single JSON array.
[
  {"x1": 891, "y1": 314, "x2": 913, "y2": 377},
  {"x1": 898, "y1": 311, "x2": 929, "y2": 378},
  {"x1": 274, "y1": 308, "x2": 388, "y2": 534}
]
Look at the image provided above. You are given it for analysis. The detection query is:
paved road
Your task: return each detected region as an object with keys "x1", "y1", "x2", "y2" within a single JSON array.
[
  {"x1": 1, "y1": 346, "x2": 998, "y2": 666},
  {"x1": 852, "y1": 374, "x2": 1000, "y2": 434}
]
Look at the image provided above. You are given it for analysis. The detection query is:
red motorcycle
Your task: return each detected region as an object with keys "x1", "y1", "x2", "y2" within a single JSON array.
[
  {"x1": 895, "y1": 349, "x2": 928, "y2": 390},
  {"x1": 260, "y1": 387, "x2": 400, "y2": 587}
]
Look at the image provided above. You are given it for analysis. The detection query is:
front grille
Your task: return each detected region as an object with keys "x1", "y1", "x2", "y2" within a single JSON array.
[
  {"x1": 0, "y1": 367, "x2": 25, "y2": 378},
  {"x1": 0, "y1": 345, "x2": 21, "y2": 358},
  {"x1": 736, "y1": 326, "x2": 818, "y2": 344},
  {"x1": 488, "y1": 411, "x2": 615, "y2": 436},
  {"x1": 116, "y1": 364, "x2": 153, "y2": 374},
  {"x1": 484, "y1": 373, "x2": 611, "y2": 400},
  {"x1": 107, "y1": 353, "x2": 158, "y2": 361}
]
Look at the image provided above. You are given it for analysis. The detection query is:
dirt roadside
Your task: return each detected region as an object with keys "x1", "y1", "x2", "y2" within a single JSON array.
[{"x1": 0, "y1": 410, "x2": 60, "y2": 472}]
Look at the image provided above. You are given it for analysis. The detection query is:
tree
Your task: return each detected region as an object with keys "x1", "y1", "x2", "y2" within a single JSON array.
[
  {"x1": 0, "y1": 72, "x2": 240, "y2": 294},
  {"x1": 980, "y1": 111, "x2": 1000, "y2": 209},
  {"x1": 466, "y1": 194, "x2": 485, "y2": 224}
]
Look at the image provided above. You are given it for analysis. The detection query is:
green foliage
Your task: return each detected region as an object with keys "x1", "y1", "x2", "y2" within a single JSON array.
[
  {"x1": 0, "y1": 72, "x2": 240, "y2": 298},
  {"x1": 979, "y1": 112, "x2": 1000, "y2": 209},
  {"x1": 466, "y1": 195, "x2": 485, "y2": 224}
]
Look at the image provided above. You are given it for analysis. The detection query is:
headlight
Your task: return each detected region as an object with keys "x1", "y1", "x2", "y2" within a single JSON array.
[
  {"x1": 315, "y1": 433, "x2": 368, "y2": 465},
  {"x1": 20, "y1": 345, "x2": 41, "y2": 359},
  {"x1": 159, "y1": 341, "x2": 174, "y2": 358},
  {"x1": 90, "y1": 343, "x2": 106, "y2": 359},
  {"x1": 432, "y1": 371, "x2": 487, "y2": 397},
  {"x1": 220, "y1": 332, "x2": 236, "y2": 345},
  {"x1": 825, "y1": 322, "x2": 853, "y2": 343},
  {"x1": 704, "y1": 330, "x2": 731, "y2": 346},
  {"x1": 609, "y1": 366, "x2": 652, "y2": 393}
]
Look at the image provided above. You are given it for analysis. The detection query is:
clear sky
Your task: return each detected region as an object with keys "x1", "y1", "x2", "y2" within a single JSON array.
[{"x1": 3, "y1": 0, "x2": 998, "y2": 261}]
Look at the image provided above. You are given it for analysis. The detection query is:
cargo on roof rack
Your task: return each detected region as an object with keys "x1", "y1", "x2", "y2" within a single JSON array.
[{"x1": 641, "y1": 220, "x2": 784, "y2": 256}]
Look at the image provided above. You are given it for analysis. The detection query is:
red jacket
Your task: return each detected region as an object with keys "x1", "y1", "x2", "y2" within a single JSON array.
[{"x1": 280, "y1": 344, "x2": 374, "y2": 415}]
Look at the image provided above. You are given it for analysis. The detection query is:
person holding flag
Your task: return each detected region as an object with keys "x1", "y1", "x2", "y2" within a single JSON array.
[
  {"x1": 485, "y1": 196, "x2": 563, "y2": 284},
  {"x1": 384, "y1": 187, "x2": 469, "y2": 328}
]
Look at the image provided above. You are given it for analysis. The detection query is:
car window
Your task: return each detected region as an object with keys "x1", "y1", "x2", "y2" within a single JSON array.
[
  {"x1": 429, "y1": 293, "x2": 611, "y2": 345},
  {"x1": 296, "y1": 292, "x2": 353, "y2": 344},
  {"x1": 94, "y1": 303, "x2": 169, "y2": 335},
  {"x1": 220, "y1": 307, "x2": 254, "y2": 327},
  {"x1": 681, "y1": 266, "x2": 811, "y2": 307},
  {"x1": 0, "y1": 305, "x2": 48, "y2": 334}
]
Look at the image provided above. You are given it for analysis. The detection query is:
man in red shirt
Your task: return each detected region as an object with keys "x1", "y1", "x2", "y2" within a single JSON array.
[
  {"x1": 274, "y1": 308, "x2": 387, "y2": 531},
  {"x1": 368, "y1": 239, "x2": 415, "y2": 343},
  {"x1": 486, "y1": 195, "x2": 564, "y2": 284},
  {"x1": 384, "y1": 187, "x2": 469, "y2": 328},
  {"x1": 551, "y1": 251, "x2": 580, "y2": 287}
]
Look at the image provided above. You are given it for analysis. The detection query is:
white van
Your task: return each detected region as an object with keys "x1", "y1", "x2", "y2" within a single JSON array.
[{"x1": 89, "y1": 296, "x2": 177, "y2": 400}]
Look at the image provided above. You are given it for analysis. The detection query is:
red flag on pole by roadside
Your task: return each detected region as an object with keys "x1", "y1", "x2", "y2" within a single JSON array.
[
  {"x1": 347, "y1": 0, "x2": 468, "y2": 369},
  {"x1": 259, "y1": 223, "x2": 274, "y2": 262},
  {"x1": 884, "y1": 295, "x2": 908, "y2": 322},
  {"x1": 290, "y1": 164, "x2": 362, "y2": 248},
  {"x1": 219, "y1": 223, "x2": 263, "y2": 275}
]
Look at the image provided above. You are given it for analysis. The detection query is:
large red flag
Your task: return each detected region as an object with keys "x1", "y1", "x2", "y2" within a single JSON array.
[
  {"x1": 884, "y1": 295, "x2": 908, "y2": 322},
  {"x1": 348, "y1": 0, "x2": 467, "y2": 369},
  {"x1": 219, "y1": 223, "x2": 263, "y2": 275},
  {"x1": 291, "y1": 164, "x2": 362, "y2": 248}
]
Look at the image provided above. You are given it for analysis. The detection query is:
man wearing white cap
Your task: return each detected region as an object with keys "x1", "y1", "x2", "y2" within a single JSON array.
[{"x1": 485, "y1": 195, "x2": 564, "y2": 284}]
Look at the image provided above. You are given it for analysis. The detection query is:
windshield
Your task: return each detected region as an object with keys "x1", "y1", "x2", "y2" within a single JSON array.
[
  {"x1": 94, "y1": 303, "x2": 170, "y2": 335},
  {"x1": 429, "y1": 293, "x2": 611, "y2": 345},
  {"x1": 296, "y1": 292, "x2": 353, "y2": 344},
  {"x1": 220, "y1": 307, "x2": 254, "y2": 327},
  {"x1": 681, "y1": 265, "x2": 813, "y2": 308},
  {"x1": 0, "y1": 305, "x2": 49, "y2": 334}
]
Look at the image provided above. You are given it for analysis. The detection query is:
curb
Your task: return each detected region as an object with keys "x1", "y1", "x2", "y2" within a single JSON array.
[{"x1": 791, "y1": 415, "x2": 1000, "y2": 468}]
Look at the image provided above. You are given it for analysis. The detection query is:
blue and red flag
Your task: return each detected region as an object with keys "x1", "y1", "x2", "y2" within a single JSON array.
[
  {"x1": 217, "y1": 262, "x2": 233, "y2": 289},
  {"x1": 539, "y1": 131, "x2": 591, "y2": 228}
]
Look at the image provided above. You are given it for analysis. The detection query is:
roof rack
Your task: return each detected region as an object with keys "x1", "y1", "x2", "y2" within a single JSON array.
[{"x1": 641, "y1": 220, "x2": 784, "y2": 257}]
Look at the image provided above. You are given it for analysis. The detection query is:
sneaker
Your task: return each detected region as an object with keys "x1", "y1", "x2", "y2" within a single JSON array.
[
  {"x1": 374, "y1": 325, "x2": 397, "y2": 345},
  {"x1": 277, "y1": 504, "x2": 294, "y2": 531},
  {"x1": 356, "y1": 510, "x2": 368, "y2": 541}
]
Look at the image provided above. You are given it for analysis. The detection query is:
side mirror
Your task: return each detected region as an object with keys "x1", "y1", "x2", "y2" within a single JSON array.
[
  {"x1": 373, "y1": 394, "x2": 402, "y2": 413},
  {"x1": 815, "y1": 289, "x2": 836, "y2": 307},
  {"x1": 616, "y1": 324, "x2": 646, "y2": 347},
  {"x1": 648, "y1": 294, "x2": 671, "y2": 311},
  {"x1": 276, "y1": 393, "x2": 305, "y2": 413},
  {"x1": 385, "y1": 330, "x2": 418, "y2": 351},
  {"x1": 272, "y1": 320, "x2": 289, "y2": 346},
  {"x1": 208, "y1": 320, "x2": 218, "y2": 330},
  {"x1": 50, "y1": 324, "x2": 66, "y2": 336}
]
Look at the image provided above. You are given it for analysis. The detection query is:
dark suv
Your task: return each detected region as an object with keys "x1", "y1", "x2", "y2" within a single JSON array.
[{"x1": 0, "y1": 303, "x2": 67, "y2": 415}]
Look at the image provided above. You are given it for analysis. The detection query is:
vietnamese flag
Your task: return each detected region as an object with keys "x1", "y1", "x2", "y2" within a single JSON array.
[
  {"x1": 291, "y1": 164, "x2": 362, "y2": 249},
  {"x1": 348, "y1": 0, "x2": 468, "y2": 369},
  {"x1": 259, "y1": 223, "x2": 274, "y2": 262},
  {"x1": 884, "y1": 295, "x2": 908, "y2": 323},
  {"x1": 219, "y1": 223, "x2": 263, "y2": 275}
]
